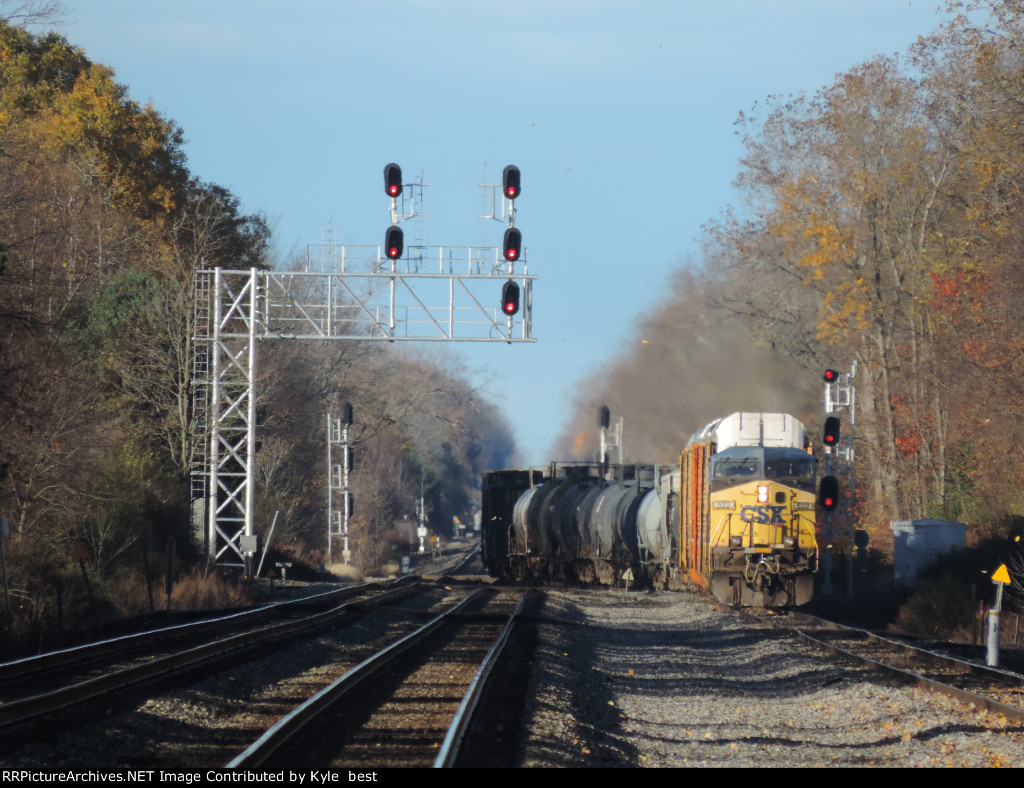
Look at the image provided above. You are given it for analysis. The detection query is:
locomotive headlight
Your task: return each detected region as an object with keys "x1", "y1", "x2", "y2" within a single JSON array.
[
  {"x1": 729, "y1": 535, "x2": 743, "y2": 547},
  {"x1": 756, "y1": 484, "x2": 769, "y2": 504},
  {"x1": 783, "y1": 536, "x2": 796, "y2": 548}
]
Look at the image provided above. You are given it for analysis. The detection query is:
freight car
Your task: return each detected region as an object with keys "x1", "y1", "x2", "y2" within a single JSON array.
[
  {"x1": 480, "y1": 412, "x2": 820, "y2": 608},
  {"x1": 482, "y1": 463, "x2": 674, "y2": 587}
]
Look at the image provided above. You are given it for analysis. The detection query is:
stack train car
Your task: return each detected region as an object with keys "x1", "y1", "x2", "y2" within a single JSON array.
[{"x1": 481, "y1": 412, "x2": 820, "y2": 608}]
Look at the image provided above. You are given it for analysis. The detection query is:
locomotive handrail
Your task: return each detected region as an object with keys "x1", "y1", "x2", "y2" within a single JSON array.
[{"x1": 709, "y1": 512, "x2": 732, "y2": 547}]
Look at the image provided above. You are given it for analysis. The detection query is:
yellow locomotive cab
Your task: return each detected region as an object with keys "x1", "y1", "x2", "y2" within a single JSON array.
[{"x1": 678, "y1": 413, "x2": 819, "y2": 607}]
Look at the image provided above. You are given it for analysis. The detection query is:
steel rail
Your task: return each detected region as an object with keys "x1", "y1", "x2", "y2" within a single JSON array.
[
  {"x1": 0, "y1": 584, "x2": 422, "y2": 729},
  {"x1": 433, "y1": 544, "x2": 482, "y2": 577},
  {"x1": 760, "y1": 612, "x2": 1024, "y2": 724},
  {"x1": 786, "y1": 611, "x2": 1024, "y2": 687},
  {"x1": 0, "y1": 582, "x2": 381, "y2": 682},
  {"x1": 433, "y1": 589, "x2": 532, "y2": 768},
  {"x1": 226, "y1": 587, "x2": 491, "y2": 768}
]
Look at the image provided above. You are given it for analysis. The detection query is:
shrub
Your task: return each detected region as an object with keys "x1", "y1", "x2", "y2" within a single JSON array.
[{"x1": 895, "y1": 573, "x2": 975, "y2": 639}]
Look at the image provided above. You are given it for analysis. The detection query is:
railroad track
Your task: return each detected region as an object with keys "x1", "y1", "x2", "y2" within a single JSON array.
[
  {"x1": 0, "y1": 581, "x2": 429, "y2": 729},
  {"x1": 754, "y1": 610, "x2": 1024, "y2": 723},
  {"x1": 0, "y1": 580, "x2": 535, "y2": 768},
  {"x1": 439, "y1": 543, "x2": 483, "y2": 577},
  {"x1": 229, "y1": 586, "x2": 534, "y2": 768}
]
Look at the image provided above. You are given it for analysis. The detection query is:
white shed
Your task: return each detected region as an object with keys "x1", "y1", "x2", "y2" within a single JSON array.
[{"x1": 891, "y1": 518, "x2": 967, "y2": 586}]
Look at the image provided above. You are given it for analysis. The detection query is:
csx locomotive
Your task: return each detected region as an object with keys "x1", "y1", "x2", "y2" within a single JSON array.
[{"x1": 481, "y1": 412, "x2": 819, "y2": 607}]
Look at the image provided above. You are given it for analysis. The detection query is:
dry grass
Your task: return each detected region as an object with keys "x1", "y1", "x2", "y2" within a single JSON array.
[{"x1": 170, "y1": 566, "x2": 259, "y2": 609}]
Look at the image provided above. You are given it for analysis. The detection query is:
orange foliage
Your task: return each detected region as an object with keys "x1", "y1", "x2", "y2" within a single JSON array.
[{"x1": 895, "y1": 431, "x2": 923, "y2": 458}]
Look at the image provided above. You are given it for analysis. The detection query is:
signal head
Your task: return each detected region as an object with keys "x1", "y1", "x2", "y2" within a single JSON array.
[
  {"x1": 384, "y1": 163, "x2": 402, "y2": 198},
  {"x1": 502, "y1": 165, "x2": 521, "y2": 200},
  {"x1": 819, "y1": 475, "x2": 839, "y2": 511},
  {"x1": 823, "y1": 368, "x2": 839, "y2": 383},
  {"x1": 823, "y1": 416, "x2": 840, "y2": 446},
  {"x1": 501, "y1": 280, "x2": 520, "y2": 316},
  {"x1": 384, "y1": 225, "x2": 404, "y2": 260},
  {"x1": 503, "y1": 227, "x2": 522, "y2": 262}
]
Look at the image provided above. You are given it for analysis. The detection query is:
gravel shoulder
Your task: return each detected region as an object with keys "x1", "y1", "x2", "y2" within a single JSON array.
[{"x1": 521, "y1": 588, "x2": 1024, "y2": 768}]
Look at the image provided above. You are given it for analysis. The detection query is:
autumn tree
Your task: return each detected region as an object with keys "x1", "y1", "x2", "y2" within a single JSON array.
[
  {"x1": 905, "y1": 1, "x2": 1024, "y2": 524},
  {"x1": 701, "y1": 53, "x2": 967, "y2": 530},
  {"x1": 693, "y1": 1, "x2": 1024, "y2": 542},
  {"x1": 0, "y1": 21, "x2": 272, "y2": 642}
]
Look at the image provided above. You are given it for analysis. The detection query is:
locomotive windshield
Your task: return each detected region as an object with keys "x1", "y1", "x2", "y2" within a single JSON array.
[
  {"x1": 765, "y1": 458, "x2": 815, "y2": 481},
  {"x1": 765, "y1": 458, "x2": 815, "y2": 493},
  {"x1": 714, "y1": 460, "x2": 761, "y2": 478},
  {"x1": 710, "y1": 447, "x2": 816, "y2": 492}
]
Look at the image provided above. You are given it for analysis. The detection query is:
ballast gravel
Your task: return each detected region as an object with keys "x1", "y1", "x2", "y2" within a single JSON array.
[{"x1": 519, "y1": 588, "x2": 1024, "y2": 768}]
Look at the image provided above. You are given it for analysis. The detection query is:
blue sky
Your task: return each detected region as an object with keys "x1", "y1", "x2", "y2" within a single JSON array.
[{"x1": 62, "y1": 0, "x2": 949, "y2": 465}]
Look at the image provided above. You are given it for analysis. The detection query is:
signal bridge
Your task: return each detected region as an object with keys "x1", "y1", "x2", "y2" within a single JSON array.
[
  {"x1": 191, "y1": 255, "x2": 534, "y2": 571},
  {"x1": 267, "y1": 243, "x2": 534, "y2": 342},
  {"x1": 191, "y1": 163, "x2": 533, "y2": 573}
]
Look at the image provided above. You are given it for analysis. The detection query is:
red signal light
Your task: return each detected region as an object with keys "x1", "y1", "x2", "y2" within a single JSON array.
[
  {"x1": 503, "y1": 227, "x2": 522, "y2": 262},
  {"x1": 384, "y1": 163, "x2": 402, "y2": 198},
  {"x1": 502, "y1": 165, "x2": 521, "y2": 200},
  {"x1": 823, "y1": 368, "x2": 838, "y2": 383},
  {"x1": 384, "y1": 225, "x2": 403, "y2": 260},
  {"x1": 824, "y1": 416, "x2": 840, "y2": 446},
  {"x1": 501, "y1": 280, "x2": 520, "y2": 316},
  {"x1": 819, "y1": 475, "x2": 839, "y2": 511}
]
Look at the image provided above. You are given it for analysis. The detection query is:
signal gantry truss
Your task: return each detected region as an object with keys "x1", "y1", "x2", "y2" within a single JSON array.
[{"x1": 191, "y1": 244, "x2": 535, "y2": 570}]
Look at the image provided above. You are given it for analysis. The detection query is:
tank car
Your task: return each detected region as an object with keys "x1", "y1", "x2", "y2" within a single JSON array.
[{"x1": 483, "y1": 463, "x2": 674, "y2": 587}]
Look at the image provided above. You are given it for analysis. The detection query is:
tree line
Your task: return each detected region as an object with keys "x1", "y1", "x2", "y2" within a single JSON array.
[
  {"x1": 556, "y1": 1, "x2": 1024, "y2": 563},
  {"x1": 0, "y1": 17, "x2": 517, "y2": 647}
]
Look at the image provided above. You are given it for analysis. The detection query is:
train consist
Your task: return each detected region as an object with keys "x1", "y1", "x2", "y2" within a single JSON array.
[{"x1": 481, "y1": 412, "x2": 820, "y2": 607}]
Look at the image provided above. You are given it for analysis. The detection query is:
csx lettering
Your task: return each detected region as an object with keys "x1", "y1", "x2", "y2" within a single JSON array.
[{"x1": 739, "y1": 505, "x2": 786, "y2": 525}]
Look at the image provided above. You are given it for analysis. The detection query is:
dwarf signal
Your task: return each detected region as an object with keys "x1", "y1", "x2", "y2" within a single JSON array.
[{"x1": 823, "y1": 368, "x2": 839, "y2": 383}]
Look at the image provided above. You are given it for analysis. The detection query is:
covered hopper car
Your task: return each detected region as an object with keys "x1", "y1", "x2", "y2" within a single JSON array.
[{"x1": 481, "y1": 412, "x2": 819, "y2": 608}]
